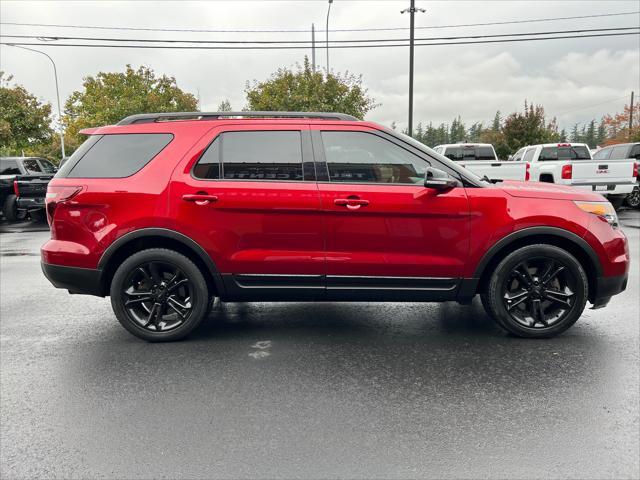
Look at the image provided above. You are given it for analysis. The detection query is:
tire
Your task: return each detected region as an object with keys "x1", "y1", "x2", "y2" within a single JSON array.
[
  {"x1": 3, "y1": 194, "x2": 26, "y2": 222},
  {"x1": 480, "y1": 244, "x2": 588, "y2": 338},
  {"x1": 624, "y1": 186, "x2": 640, "y2": 209},
  {"x1": 608, "y1": 195, "x2": 625, "y2": 210},
  {"x1": 110, "y1": 248, "x2": 209, "y2": 342}
]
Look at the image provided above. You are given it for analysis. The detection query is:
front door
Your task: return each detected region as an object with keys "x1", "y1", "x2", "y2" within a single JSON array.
[
  {"x1": 172, "y1": 124, "x2": 325, "y2": 300},
  {"x1": 312, "y1": 126, "x2": 470, "y2": 300}
]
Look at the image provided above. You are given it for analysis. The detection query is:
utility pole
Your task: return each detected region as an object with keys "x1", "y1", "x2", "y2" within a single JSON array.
[
  {"x1": 401, "y1": 1, "x2": 425, "y2": 137},
  {"x1": 326, "y1": 0, "x2": 333, "y2": 74},
  {"x1": 9, "y1": 44, "x2": 66, "y2": 159},
  {"x1": 629, "y1": 91, "x2": 634, "y2": 140},
  {"x1": 311, "y1": 23, "x2": 316, "y2": 72}
]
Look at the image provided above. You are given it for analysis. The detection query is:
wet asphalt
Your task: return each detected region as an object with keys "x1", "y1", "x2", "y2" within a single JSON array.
[{"x1": 0, "y1": 213, "x2": 638, "y2": 479}]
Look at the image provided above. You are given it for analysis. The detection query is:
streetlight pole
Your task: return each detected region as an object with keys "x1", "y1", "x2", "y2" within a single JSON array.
[
  {"x1": 8, "y1": 44, "x2": 66, "y2": 159},
  {"x1": 401, "y1": 0, "x2": 425, "y2": 137},
  {"x1": 326, "y1": 0, "x2": 334, "y2": 75}
]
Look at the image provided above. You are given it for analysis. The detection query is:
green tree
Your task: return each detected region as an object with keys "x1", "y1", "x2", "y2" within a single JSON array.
[
  {"x1": 491, "y1": 111, "x2": 502, "y2": 131},
  {"x1": 64, "y1": 65, "x2": 198, "y2": 152},
  {"x1": 501, "y1": 101, "x2": 560, "y2": 152},
  {"x1": 0, "y1": 72, "x2": 53, "y2": 155},
  {"x1": 217, "y1": 99, "x2": 233, "y2": 111},
  {"x1": 245, "y1": 57, "x2": 377, "y2": 119}
]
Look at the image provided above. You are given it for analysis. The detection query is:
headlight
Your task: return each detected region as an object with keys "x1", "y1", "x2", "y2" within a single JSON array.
[{"x1": 574, "y1": 201, "x2": 619, "y2": 228}]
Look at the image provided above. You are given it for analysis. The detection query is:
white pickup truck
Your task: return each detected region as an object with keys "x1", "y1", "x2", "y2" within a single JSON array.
[
  {"x1": 433, "y1": 143, "x2": 527, "y2": 181},
  {"x1": 512, "y1": 143, "x2": 636, "y2": 208}
]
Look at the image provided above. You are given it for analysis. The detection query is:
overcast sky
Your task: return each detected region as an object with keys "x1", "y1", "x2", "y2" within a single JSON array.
[{"x1": 1, "y1": 0, "x2": 639, "y2": 133}]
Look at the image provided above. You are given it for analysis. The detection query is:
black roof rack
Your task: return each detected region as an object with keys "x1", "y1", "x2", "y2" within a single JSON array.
[{"x1": 117, "y1": 111, "x2": 359, "y2": 125}]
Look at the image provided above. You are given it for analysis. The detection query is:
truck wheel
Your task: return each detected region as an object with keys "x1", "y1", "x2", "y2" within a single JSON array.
[
  {"x1": 481, "y1": 244, "x2": 588, "y2": 338},
  {"x1": 2, "y1": 194, "x2": 27, "y2": 222},
  {"x1": 110, "y1": 248, "x2": 209, "y2": 342},
  {"x1": 624, "y1": 187, "x2": 640, "y2": 209},
  {"x1": 608, "y1": 195, "x2": 625, "y2": 210}
]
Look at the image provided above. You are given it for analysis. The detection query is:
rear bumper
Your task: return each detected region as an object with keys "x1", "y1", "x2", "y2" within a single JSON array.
[
  {"x1": 590, "y1": 274, "x2": 628, "y2": 309},
  {"x1": 573, "y1": 184, "x2": 635, "y2": 195},
  {"x1": 41, "y1": 262, "x2": 104, "y2": 297},
  {"x1": 16, "y1": 196, "x2": 45, "y2": 210}
]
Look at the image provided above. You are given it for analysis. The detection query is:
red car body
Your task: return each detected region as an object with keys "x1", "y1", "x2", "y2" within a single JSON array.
[{"x1": 42, "y1": 114, "x2": 629, "y2": 332}]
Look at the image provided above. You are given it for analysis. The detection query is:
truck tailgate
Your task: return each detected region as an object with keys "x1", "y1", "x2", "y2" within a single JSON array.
[
  {"x1": 15, "y1": 175, "x2": 52, "y2": 197},
  {"x1": 459, "y1": 161, "x2": 526, "y2": 181},
  {"x1": 570, "y1": 160, "x2": 635, "y2": 190}
]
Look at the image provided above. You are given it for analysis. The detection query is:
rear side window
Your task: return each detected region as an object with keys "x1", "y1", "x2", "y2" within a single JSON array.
[
  {"x1": 523, "y1": 148, "x2": 536, "y2": 162},
  {"x1": 59, "y1": 133, "x2": 173, "y2": 178},
  {"x1": 630, "y1": 144, "x2": 640, "y2": 159},
  {"x1": 0, "y1": 159, "x2": 21, "y2": 175},
  {"x1": 193, "y1": 131, "x2": 304, "y2": 181},
  {"x1": 22, "y1": 159, "x2": 41, "y2": 173},
  {"x1": 593, "y1": 148, "x2": 612, "y2": 160},
  {"x1": 538, "y1": 145, "x2": 591, "y2": 161}
]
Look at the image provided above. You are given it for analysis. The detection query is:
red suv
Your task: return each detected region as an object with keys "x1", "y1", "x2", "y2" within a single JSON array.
[{"x1": 42, "y1": 112, "x2": 629, "y2": 341}]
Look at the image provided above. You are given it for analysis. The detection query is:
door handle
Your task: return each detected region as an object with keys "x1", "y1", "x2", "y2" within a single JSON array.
[
  {"x1": 182, "y1": 194, "x2": 219, "y2": 205},
  {"x1": 334, "y1": 198, "x2": 370, "y2": 210}
]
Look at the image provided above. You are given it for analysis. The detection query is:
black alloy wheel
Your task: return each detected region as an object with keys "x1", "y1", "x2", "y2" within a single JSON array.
[
  {"x1": 110, "y1": 248, "x2": 209, "y2": 342},
  {"x1": 625, "y1": 186, "x2": 640, "y2": 209},
  {"x1": 482, "y1": 244, "x2": 588, "y2": 338}
]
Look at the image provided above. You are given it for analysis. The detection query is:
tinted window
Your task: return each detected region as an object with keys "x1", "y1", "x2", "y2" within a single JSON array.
[
  {"x1": 220, "y1": 131, "x2": 303, "y2": 181},
  {"x1": 538, "y1": 145, "x2": 591, "y2": 161},
  {"x1": 56, "y1": 135, "x2": 102, "y2": 178},
  {"x1": 523, "y1": 148, "x2": 536, "y2": 162},
  {"x1": 192, "y1": 136, "x2": 220, "y2": 179},
  {"x1": 65, "y1": 133, "x2": 173, "y2": 178},
  {"x1": 444, "y1": 146, "x2": 496, "y2": 161},
  {"x1": 322, "y1": 131, "x2": 428, "y2": 184},
  {"x1": 22, "y1": 159, "x2": 41, "y2": 173},
  {"x1": 630, "y1": 144, "x2": 640, "y2": 159},
  {"x1": 0, "y1": 159, "x2": 21, "y2": 175},
  {"x1": 593, "y1": 148, "x2": 612, "y2": 160},
  {"x1": 38, "y1": 159, "x2": 57, "y2": 173},
  {"x1": 610, "y1": 145, "x2": 630, "y2": 159}
]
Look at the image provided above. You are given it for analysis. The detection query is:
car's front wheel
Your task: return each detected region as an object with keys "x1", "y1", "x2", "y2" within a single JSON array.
[
  {"x1": 110, "y1": 248, "x2": 209, "y2": 342},
  {"x1": 625, "y1": 186, "x2": 640, "y2": 209},
  {"x1": 481, "y1": 244, "x2": 588, "y2": 338}
]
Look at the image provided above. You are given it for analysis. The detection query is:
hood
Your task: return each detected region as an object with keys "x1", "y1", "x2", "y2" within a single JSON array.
[{"x1": 498, "y1": 180, "x2": 605, "y2": 201}]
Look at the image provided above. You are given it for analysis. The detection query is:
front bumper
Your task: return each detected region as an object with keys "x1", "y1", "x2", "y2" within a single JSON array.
[
  {"x1": 41, "y1": 262, "x2": 104, "y2": 297},
  {"x1": 590, "y1": 274, "x2": 628, "y2": 309},
  {"x1": 16, "y1": 197, "x2": 45, "y2": 211}
]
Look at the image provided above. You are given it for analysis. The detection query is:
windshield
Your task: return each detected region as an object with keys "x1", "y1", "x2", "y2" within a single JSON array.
[{"x1": 539, "y1": 145, "x2": 591, "y2": 161}]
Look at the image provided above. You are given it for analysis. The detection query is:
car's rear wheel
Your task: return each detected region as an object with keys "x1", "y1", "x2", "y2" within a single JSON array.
[
  {"x1": 625, "y1": 186, "x2": 640, "y2": 209},
  {"x1": 110, "y1": 248, "x2": 208, "y2": 342},
  {"x1": 3, "y1": 194, "x2": 27, "y2": 222},
  {"x1": 481, "y1": 244, "x2": 588, "y2": 338}
]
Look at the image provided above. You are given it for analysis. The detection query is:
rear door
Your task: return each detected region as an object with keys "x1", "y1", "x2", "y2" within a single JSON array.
[
  {"x1": 172, "y1": 124, "x2": 325, "y2": 300},
  {"x1": 312, "y1": 125, "x2": 469, "y2": 300}
]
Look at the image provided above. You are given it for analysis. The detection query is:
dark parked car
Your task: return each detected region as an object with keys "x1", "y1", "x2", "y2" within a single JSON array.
[
  {"x1": 0, "y1": 157, "x2": 57, "y2": 221},
  {"x1": 42, "y1": 111, "x2": 629, "y2": 342},
  {"x1": 593, "y1": 142, "x2": 640, "y2": 208}
]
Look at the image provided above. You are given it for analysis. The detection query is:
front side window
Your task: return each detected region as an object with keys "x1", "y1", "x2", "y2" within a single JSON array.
[
  {"x1": 63, "y1": 133, "x2": 173, "y2": 178},
  {"x1": 322, "y1": 131, "x2": 429, "y2": 184},
  {"x1": 610, "y1": 145, "x2": 630, "y2": 160},
  {"x1": 38, "y1": 159, "x2": 57, "y2": 173},
  {"x1": 523, "y1": 148, "x2": 536, "y2": 162},
  {"x1": 593, "y1": 148, "x2": 612, "y2": 160},
  {"x1": 512, "y1": 148, "x2": 525, "y2": 161}
]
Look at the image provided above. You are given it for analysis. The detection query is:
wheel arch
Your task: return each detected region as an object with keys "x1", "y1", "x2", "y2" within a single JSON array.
[
  {"x1": 98, "y1": 228, "x2": 224, "y2": 297},
  {"x1": 473, "y1": 227, "x2": 602, "y2": 301}
]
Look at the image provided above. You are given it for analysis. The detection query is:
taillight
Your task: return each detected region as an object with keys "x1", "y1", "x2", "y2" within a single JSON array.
[
  {"x1": 525, "y1": 162, "x2": 530, "y2": 181},
  {"x1": 561, "y1": 164, "x2": 573, "y2": 179},
  {"x1": 13, "y1": 179, "x2": 19, "y2": 196},
  {"x1": 45, "y1": 185, "x2": 82, "y2": 224},
  {"x1": 634, "y1": 161, "x2": 639, "y2": 178}
]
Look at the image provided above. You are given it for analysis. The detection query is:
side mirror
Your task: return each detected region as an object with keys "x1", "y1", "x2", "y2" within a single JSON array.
[{"x1": 424, "y1": 167, "x2": 457, "y2": 191}]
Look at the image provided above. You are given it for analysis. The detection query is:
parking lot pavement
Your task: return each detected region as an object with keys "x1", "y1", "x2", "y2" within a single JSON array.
[{"x1": 0, "y1": 224, "x2": 638, "y2": 479}]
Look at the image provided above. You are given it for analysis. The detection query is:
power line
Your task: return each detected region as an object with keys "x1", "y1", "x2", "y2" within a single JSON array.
[
  {"x1": 2, "y1": 31, "x2": 638, "y2": 50},
  {"x1": 3, "y1": 27, "x2": 637, "y2": 45},
  {"x1": 555, "y1": 95, "x2": 630, "y2": 116},
  {"x1": 1, "y1": 11, "x2": 638, "y2": 34}
]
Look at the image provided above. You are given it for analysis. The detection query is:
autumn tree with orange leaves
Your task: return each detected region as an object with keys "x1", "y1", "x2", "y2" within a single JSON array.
[{"x1": 600, "y1": 103, "x2": 640, "y2": 145}]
